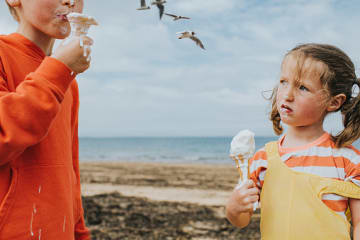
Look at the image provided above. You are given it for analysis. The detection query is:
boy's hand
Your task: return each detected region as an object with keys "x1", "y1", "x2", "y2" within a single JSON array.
[
  {"x1": 51, "y1": 36, "x2": 94, "y2": 74},
  {"x1": 228, "y1": 180, "x2": 260, "y2": 214}
]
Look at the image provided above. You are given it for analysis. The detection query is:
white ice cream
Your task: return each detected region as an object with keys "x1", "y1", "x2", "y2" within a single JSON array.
[
  {"x1": 67, "y1": 13, "x2": 98, "y2": 37},
  {"x1": 230, "y1": 129, "x2": 255, "y2": 161}
]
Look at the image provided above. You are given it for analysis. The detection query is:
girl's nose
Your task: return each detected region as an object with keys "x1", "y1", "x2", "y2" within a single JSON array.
[{"x1": 284, "y1": 87, "x2": 295, "y2": 101}]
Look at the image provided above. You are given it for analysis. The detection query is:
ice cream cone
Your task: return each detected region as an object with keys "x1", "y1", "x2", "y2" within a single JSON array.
[
  {"x1": 230, "y1": 154, "x2": 245, "y2": 181},
  {"x1": 66, "y1": 13, "x2": 98, "y2": 58},
  {"x1": 67, "y1": 13, "x2": 98, "y2": 37},
  {"x1": 230, "y1": 129, "x2": 258, "y2": 210}
]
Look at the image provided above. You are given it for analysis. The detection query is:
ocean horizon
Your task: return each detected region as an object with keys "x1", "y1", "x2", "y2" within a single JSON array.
[
  {"x1": 79, "y1": 136, "x2": 276, "y2": 164},
  {"x1": 79, "y1": 136, "x2": 360, "y2": 164}
]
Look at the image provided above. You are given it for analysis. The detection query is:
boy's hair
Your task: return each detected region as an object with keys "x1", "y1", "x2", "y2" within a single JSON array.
[
  {"x1": 270, "y1": 43, "x2": 360, "y2": 148},
  {"x1": 6, "y1": 1, "x2": 19, "y2": 22}
]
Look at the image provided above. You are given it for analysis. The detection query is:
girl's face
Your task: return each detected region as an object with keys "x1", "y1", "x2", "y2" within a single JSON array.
[
  {"x1": 16, "y1": 0, "x2": 84, "y2": 40},
  {"x1": 276, "y1": 54, "x2": 330, "y2": 129}
]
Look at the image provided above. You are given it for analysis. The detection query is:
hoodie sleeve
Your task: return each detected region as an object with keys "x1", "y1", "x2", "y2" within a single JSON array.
[
  {"x1": 0, "y1": 55, "x2": 75, "y2": 165},
  {"x1": 74, "y1": 214, "x2": 91, "y2": 240}
]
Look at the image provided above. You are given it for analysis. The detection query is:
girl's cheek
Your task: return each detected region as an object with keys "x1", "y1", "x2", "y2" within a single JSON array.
[{"x1": 276, "y1": 89, "x2": 283, "y2": 101}]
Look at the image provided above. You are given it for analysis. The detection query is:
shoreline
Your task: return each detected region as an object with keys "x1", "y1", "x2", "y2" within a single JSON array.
[{"x1": 80, "y1": 161, "x2": 239, "y2": 206}]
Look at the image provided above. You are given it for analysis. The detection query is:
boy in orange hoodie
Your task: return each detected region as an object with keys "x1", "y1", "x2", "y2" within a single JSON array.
[{"x1": 0, "y1": 0, "x2": 93, "y2": 239}]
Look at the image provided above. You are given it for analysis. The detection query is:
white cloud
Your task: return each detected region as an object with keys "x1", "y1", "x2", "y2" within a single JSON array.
[
  {"x1": 1, "y1": 0, "x2": 360, "y2": 137},
  {"x1": 173, "y1": 0, "x2": 241, "y2": 15}
]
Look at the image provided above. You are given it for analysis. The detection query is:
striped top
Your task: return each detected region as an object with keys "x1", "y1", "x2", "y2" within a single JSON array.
[{"x1": 249, "y1": 132, "x2": 360, "y2": 219}]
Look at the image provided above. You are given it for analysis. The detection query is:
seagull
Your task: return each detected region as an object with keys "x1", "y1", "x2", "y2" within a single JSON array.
[
  {"x1": 151, "y1": 0, "x2": 166, "y2": 19},
  {"x1": 177, "y1": 31, "x2": 205, "y2": 50},
  {"x1": 164, "y1": 13, "x2": 190, "y2": 21},
  {"x1": 137, "y1": 0, "x2": 150, "y2": 10}
]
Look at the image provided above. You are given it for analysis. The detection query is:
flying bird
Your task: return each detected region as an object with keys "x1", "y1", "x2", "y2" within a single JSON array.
[
  {"x1": 151, "y1": 0, "x2": 166, "y2": 19},
  {"x1": 137, "y1": 0, "x2": 150, "y2": 10},
  {"x1": 164, "y1": 13, "x2": 190, "y2": 21},
  {"x1": 177, "y1": 31, "x2": 205, "y2": 50}
]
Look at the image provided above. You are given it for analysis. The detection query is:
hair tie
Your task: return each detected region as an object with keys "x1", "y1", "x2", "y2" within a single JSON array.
[{"x1": 351, "y1": 78, "x2": 360, "y2": 98}]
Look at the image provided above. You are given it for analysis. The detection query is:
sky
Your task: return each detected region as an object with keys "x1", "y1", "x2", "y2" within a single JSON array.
[{"x1": 0, "y1": 0, "x2": 360, "y2": 137}]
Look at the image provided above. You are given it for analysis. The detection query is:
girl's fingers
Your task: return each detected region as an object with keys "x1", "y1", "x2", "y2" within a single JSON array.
[
  {"x1": 249, "y1": 195, "x2": 259, "y2": 203},
  {"x1": 243, "y1": 179, "x2": 255, "y2": 188},
  {"x1": 245, "y1": 203, "x2": 255, "y2": 212},
  {"x1": 247, "y1": 187, "x2": 260, "y2": 196},
  {"x1": 244, "y1": 195, "x2": 259, "y2": 204},
  {"x1": 235, "y1": 179, "x2": 255, "y2": 191}
]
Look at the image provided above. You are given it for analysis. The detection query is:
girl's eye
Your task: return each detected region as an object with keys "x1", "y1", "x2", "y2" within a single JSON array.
[
  {"x1": 280, "y1": 79, "x2": 287, "y2": 85},
  {"x1": 299, "y1": 85, "x2": 309, "y2": 91}
]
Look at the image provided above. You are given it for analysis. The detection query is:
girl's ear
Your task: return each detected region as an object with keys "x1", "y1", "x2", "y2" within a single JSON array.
[
  {"x1": 327, "y1": 94, "x2": 346, "y2": 112},
  {"x1": 6, "y1": 0, "x2": 21, "y2": 7}
]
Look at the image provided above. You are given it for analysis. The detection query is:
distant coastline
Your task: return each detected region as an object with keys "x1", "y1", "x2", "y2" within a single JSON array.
[{"x1": 78, "y1": 136, "x2": 277, "y2": 163}]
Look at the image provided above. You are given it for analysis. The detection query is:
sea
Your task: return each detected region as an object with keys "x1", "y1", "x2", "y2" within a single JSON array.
[
  {"x1": 78, "y1": 136, "x2": 277, "y2": 164},
  {"x1": 79, "y1": 136, "x2": 360, "y2": 164}
]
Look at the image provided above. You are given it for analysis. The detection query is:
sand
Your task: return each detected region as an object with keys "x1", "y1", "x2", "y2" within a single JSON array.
[{"x1": 81, "y1": 161, "x2": 261, "y2": 239}]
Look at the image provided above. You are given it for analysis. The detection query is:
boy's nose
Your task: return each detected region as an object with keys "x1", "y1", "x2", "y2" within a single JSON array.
[
  {"x1": 62, "y1": 0, "x2": 84, "y2": 12},
  {"x1": 62, "y1": 0, "x2": 75, "y2": 7}
]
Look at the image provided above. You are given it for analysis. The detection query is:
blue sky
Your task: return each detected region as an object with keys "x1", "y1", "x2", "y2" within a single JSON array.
[{"x1": 0, "y1": 0, "x2": 359, "y2": 137}]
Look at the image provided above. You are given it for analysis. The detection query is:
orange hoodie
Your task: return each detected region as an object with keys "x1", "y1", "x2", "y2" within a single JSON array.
[{"x1": 0, "y1": 33, "x2": 90, "y2": 239}]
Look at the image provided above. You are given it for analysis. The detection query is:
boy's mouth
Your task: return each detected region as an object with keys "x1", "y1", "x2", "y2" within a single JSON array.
[
  {"x1": 280, "y1": 104, "x2": 292, "y2": 114},
  {"x1": 57, "y1": 13, "x2": 69, "y2": 21}
]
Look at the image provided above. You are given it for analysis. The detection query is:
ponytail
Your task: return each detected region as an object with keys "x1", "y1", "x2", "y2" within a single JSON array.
[
  {"x1": 333, "y1": 78, "x2": 360, "y2": 147},
  {"x1": 268, "y1": 87, "x2": 283, "y2": 136}
]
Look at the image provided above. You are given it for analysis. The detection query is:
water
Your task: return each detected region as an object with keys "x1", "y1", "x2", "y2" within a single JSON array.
[{"x1": 79, "y1": 136, "x2": 277, "y2": 164}]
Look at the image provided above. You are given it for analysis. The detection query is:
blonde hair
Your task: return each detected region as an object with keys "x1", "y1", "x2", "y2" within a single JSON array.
[
  {"x1": 270, "y1": 43, "x2": 360, "y2": 148},
  {"x1": 6, "y1": 1, "x2": 19, "y2": 22}
]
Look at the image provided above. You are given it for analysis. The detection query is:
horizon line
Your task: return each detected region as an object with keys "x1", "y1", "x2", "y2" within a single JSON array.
[{"x1": 79, "y1": 135, "x2": 278, "y2": 138}]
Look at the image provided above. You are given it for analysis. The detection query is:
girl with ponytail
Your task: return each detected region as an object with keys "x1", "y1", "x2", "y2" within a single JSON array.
[{"x1": 226, "y1": 43, "x2": 360, "y2": 239}]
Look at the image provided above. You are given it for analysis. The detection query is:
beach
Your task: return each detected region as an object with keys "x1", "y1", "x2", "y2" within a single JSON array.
[{"x1": 81, "y1": 162, "x2": 261, "y2": 239}]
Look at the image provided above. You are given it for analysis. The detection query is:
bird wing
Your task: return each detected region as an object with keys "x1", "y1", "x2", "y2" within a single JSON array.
[
  {"x1": 165, "y1": 13, "x2": 177, "y2": 18},
  {"x1": 157, "y1": 4, "x2": 164, "y2": 19},
  {"x1": 190, "y1": 36, "x2": 205, "y2": 49},
  {"x1": 180, "y1": 16, "x2": 191, "y2": 19}
]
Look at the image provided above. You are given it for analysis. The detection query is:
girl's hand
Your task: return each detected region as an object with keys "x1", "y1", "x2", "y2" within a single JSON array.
[
  {"x1": 229, "y1": 180, "x2": 260, "y2": 214},
  {"x1": 51, "y1": 36, "x2": 94, "y2": 74}
]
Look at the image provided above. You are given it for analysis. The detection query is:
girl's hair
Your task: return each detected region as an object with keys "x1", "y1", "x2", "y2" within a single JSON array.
[
  {"x1": 270, "y1": 43, "x2": 360, "y2": 148},
  {"x1": 6, "y1": 1, "x2": 19, "y2": 22}
]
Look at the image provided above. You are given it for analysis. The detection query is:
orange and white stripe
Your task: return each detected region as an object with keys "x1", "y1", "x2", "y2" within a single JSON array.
[{"x1": 249, "y1": 133, "x2": 360, "y2": 219}]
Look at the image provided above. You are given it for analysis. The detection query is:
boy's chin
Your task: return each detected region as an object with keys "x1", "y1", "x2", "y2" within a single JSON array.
[
  {"x1": 53, "y1": 25, "x2": 71, "y2": 39},
  {"x1": 54, "y1": 31, "x2": 71, "y2": 40},
  {"x1": 56, "y1": 35, "x2": 69, "y2": 40}
]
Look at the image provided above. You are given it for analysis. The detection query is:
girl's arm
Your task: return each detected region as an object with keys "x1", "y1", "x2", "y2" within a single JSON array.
[{"x1": 350, "y1": 198, "x2": 360, "y2": 240}]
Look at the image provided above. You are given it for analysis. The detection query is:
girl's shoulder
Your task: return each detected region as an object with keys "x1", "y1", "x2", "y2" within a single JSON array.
[
  {"x1": 249, "y1": 146, "x2": 269, "y2": 173},
  {"x1": 251, "y1": 146, "x2": 268, "y2": 161},
  {"x1": 321, "y1": 135, "x2": 360, "y2": 161},
  {"x1": 251, "y1": 139, "x2": 280, "y2": 161},
  {"x1": 332, "y1": 144, "x2": 360, "y2": 165}
]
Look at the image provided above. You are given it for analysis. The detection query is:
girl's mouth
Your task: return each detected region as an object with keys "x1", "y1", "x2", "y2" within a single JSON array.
[{"x1": 280, "y1": 104, "x2": 292, "y2": 114}]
